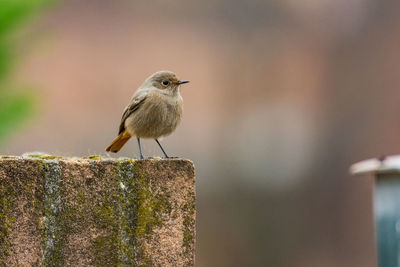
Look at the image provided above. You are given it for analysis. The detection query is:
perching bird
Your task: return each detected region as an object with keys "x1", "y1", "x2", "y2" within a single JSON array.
[{"x1": 106, "y1": 71, "x2": 189, "y2": 158}]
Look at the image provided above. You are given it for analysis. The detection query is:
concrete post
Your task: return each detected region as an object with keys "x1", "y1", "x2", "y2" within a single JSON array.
[{"x1": 0, "y1": 154, "x2": 195, "y2": 266}]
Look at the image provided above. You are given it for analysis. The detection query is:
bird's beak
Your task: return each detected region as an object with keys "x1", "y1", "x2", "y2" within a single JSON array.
[{"x1": 177, "y1": 80, "x2": 189, "y2": 85}]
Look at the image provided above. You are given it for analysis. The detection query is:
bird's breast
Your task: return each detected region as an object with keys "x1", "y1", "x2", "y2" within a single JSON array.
[{"x1": 125, "y1": 93, "x2": 183, "y2": 138}]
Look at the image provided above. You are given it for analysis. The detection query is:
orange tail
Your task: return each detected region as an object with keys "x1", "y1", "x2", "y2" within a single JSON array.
[{"x1": 105, "y1": 131, "x2": 131, "y2": 153}]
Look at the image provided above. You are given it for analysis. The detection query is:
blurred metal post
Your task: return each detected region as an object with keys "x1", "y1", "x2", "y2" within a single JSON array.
[{"x1": 351, "y1": 156, "x2": 400, "y2": 267}]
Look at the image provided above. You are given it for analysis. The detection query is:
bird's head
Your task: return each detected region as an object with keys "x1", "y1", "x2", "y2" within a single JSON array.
[{"x1": 143, "y1": 71, "x2": 189, "y2": 95}]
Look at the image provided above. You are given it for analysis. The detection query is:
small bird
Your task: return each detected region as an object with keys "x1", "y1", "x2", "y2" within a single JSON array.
[{"x1": 106, "y1": 71, "x2": 189, "y2": 159}]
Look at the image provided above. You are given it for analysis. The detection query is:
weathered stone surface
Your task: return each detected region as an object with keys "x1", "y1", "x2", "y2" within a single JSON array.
[{"x1": 0, "y1": 155, "x2": 195, "y2": 266}]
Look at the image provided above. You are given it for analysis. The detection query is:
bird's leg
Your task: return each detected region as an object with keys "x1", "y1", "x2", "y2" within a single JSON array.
[
  {"x1": 137, "y1": 137, "x2": 144, "y2": 159},
  {"x1": 155, "y1": 139, "x2": 170, "y2": 158}
]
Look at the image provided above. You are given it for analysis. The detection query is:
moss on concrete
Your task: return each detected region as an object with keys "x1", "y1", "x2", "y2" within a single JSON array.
[
  {"x1": 41, "y1": 159, "x2": 65, "y2": 266},
  {"x1": 116, "y1": 160, "x2": 175, "y2": 265},
  {"x1": 0, "y1": 159, "x2": 46, "y2": 266},
  {"x1": 132, "y1": 163, "x2": 172, "y2": 240},
  {"x1": 116, "y1": 159, "x2": 137, "y2": 266},
  {"x1": 90, "y1": 193, "x2": 119, "y2": 267},
  {"x1": 182, "y1": 192, "x2": 195, "y2": 255},
  {"x1": 0, "y1": 185, "x2": 15, "y2": 265},
  {"x1": 90, "y1": 165, "x2": 119, "y2": 266},
  {"x1": 83, "y1": 155, "x2": 103, "y2": 160},
  {"x1": 23, "y1": 153, "x2": 63, "y2": 160}
]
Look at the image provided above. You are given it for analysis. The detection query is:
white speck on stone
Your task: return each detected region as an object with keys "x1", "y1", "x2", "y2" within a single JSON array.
[{"x1": 120, "y1": 182, "x2": 126, "y2": 190}]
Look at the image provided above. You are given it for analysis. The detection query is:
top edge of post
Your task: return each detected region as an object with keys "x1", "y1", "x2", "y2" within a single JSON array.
[
  {"x1": 0, "y1": 153, "x2": 193, "y2": 164},
  {"x1": 350, "y1": 155, "x2": 400, "y2": 176}
]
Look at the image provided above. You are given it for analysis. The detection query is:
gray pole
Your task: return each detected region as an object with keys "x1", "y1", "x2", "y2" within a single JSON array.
[
  {"x1": 375, "y1": 173, "x2": 400, "y2": 267},
  {"x1": 351, "y1": 157, "x2": 400, "y2": 267}
]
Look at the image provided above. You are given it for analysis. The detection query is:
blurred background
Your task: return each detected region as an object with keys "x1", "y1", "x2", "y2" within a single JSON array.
[{"x1": 2, "y1": 0, "x2": 400, "y2": 266}]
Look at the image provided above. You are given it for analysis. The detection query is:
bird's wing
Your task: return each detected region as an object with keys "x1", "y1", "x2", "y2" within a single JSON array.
[{"x1": 118, "y1": 92, "x2": 147, "y2": 134}]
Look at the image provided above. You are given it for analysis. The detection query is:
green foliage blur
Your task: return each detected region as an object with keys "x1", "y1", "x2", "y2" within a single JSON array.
[{"x1": 0, "y1": 0, "x2": 52, "y2": 146}]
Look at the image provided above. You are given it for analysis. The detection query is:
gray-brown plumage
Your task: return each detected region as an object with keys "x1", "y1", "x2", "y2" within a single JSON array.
[{"x1": 106, "y1": 71, "x2": 189, "y2": 158}]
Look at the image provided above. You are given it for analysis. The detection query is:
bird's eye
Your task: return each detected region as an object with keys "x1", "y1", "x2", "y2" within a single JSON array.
[{"x1": 162, "y1": 80, "x2": 169, "y2": 86}]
